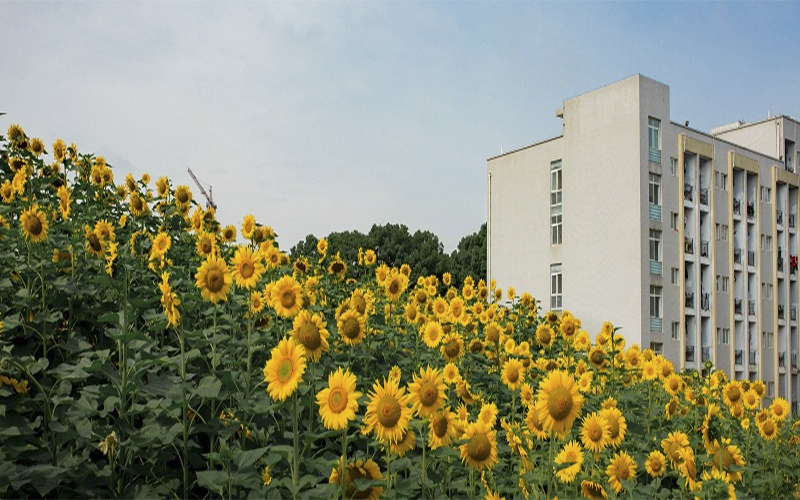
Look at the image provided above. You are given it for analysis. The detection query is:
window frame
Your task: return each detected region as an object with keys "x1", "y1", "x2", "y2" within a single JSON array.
[{"x1": 550, "y1": 264, "x2": 563, "y2": 311}]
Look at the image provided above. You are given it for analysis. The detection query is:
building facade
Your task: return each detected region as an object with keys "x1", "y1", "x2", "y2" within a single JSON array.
[{"x1": 487, "y1": 74, "x2": 800, "y2": 411}]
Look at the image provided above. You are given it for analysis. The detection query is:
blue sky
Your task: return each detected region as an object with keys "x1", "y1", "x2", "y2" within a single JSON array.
[{"x1": 3, "y1": 1, "x2": 799, "y2": 252}]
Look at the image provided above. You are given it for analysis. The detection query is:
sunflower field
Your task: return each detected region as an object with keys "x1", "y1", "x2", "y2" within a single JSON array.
[{"x1": 1, "y1": 125, "x2": 800, "y2": 500}]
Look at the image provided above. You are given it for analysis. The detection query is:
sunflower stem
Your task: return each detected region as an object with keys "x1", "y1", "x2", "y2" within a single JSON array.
[
  {"x1": 179, "y1": 322, "x2": 189, "y2": 500},
  {"x1": 546, "y1": 435, "x2": 555, "y2": 497},
  {"x1": 421, "y1": 430, "x2": 427, "y2": 498},
  {"x1": 341, "y1": 427, "x2": 347, "y2": 500},
  {"x1": 292, "y1": 392, "x2": 300, "y2": 500}
]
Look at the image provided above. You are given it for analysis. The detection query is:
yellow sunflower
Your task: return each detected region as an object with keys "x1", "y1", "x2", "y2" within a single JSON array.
[
  {"x1": 328, "y1": 254, "x2": 347, "y2": 279},
  {"x1": 159, "y1": 272, "x2": 181, "y2": 328},
  {"x1": 606, "y1": 450, "x2": 637, "y2": 494},
  {"x1": 710, "y1": 437, "x2": 745, "y2": 483},
  {"x1": 554, "y1": 440, "x2": 584, "y2": 484},
  {"x1": 56, "y1": 187, "x2": 71, "y2": 219},
  {"x1": 442, "y1": 362, "x2": 460, "y2": 385},
  {"x1": 501, "y1": 358, "x2": 525, "y2": 390},
  {"x1": 0, "y1": 180, "x2": 14, "y2": 203},
  {"x1": 195, "y1": 230, "x2": 218, "y2": 258},
  {"x1": 722, "y1": 380, "x2": 744, "y2": 408},
  {"x1": 478, "y1": 402, "x2": 499, "y2": 428},
  {"x1": 329, "y1": 457, "x2": 383, "y2": 500},
  {"x1": 661, "y1": 430, "x2": 690, "y2": 468},
  {"x1": 195, "y1": 255, "x2": 233, "y2": 303},
  {"x1": 534, "y1": 369, "x2": 584, "y2": 438},
  {"x1": 52, "y1": 138, "x2": 66, "y2": 163},
  {"x1": 390, "y1": 428, "x2": 417, "y2": 456},
  {"x1": 459, "y1": 420, "x2": 498, "y2": 470},
  {"x1": 645, "y1": 450, "x2": 666, "y2": 477},
  {"x1": 85, "y1": 226, "x2": 104, "y2": 257},
  {"x1": 599, "y1": 407, "x2": 627, "y2": 448},
  {"x1": 580, "y1": 480, "x2": 607, "y2": 500},
  {"x1": 580, "y1": 412, "x2": 610, "y2": 453},
  {"x1": 241, "y1": 214, "x2": 256, "y2": 239},
  {"x1": 743, "y1": 389, "x2": 760, "y2": 410},
  {"x1": 364, "y1": 377, "x2": 413, "y2": 444},
  {"x1": 448, "y1": 296, "x2": 467, "y2": 324},
  {"x1": 30, "y1": 137, "x2": 44, "y2": 156},
  {"x1": 230, "y1": 245, "x2": 264, "y2": 290},
  {"x1": 262, "y1": 337, "x2": 306, "y2": 402},
  {"x1": 428, "y1": 409, "x2": 458, "y2": 449},
  {"x1": 422, "y1": 321, "x2": 444, "y2": 348},
  {"x1": 316, "y1": 367, "x2": 361, "y2": 431},
  {"x1": 384, "y1": 272, "x2": 409, "y2": 300},
  {"x1": 150, "y1": 232, "x2": 171, "y2": 261},
  {"x1": 678, "y1": 447, "x2": 699, "y2": 492},
  {"x1": 129, "y1": 191, "x2": 148, "y2": 217},
  {"x1": 291, "y1": 309, "x2": 329, "y2": 361},
  {"x1": 536, "y1": 323, "x2": 555, "y2": 348},
  {"x1": 316, "y1": 237, "x2": 328, "y2": 257},
  {"x1": 20, "y1": 205, "x2": 48, "y2": 243},
  {"x1": 439, "y1": 333, "x2": 464, "y2": 362},
  {"x1": 249, "y1": 290, "x2": 265, "y2": 316},
  {"x1": 337, "y1": 309, "x2": 366, "y2": 346},
  {"x1": 269, "y1": 274, "x2": 303, "y2": 319},
  {"x1": 663, "y1": 373, "x2": 683, "y2": 396},
  {"x1": 770, "y1": 396, "x2": 790, "y2": 421},
  {"x1": 407, "y1": 366, "x2": 447, "y2": 418},
  {"x1": 174, "y1": 184, "x2": 192, "y2": 206},
  {"x1": 758, "y1": 416, "x2": 779, "y2": 440}
]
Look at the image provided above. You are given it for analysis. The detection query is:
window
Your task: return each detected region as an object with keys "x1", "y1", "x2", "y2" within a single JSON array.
[
  {"x1": 671, "y1": 321, "x2": 680, "y2": 340},
  {"x1": 670, "y1": 157, "x2": 678, "y2": 176},
  {"x1": 649, "y1": 230, "x2": 661, "y2": 262},
  {"x1": 763, "y1": 331, "x2": 774, "y2": 349},
  {"x1": 650, "y1": 285, "x2": 662, "y2": 319},
  {"x1": 650, "y1": 342, "x2": 663, "y2": 354},
  {"x1": 716, "y1": 275, "x2": 729, "y2": 293},
  {"x1": 762, "y1": 283, "x2": 773, "y2": 301},
  {"x1": 761, "y1": 186, "x2": 772, "y2": 203},
  {"x1": 671, "y1": 212, "x2": 679, "y2": 230},
  {"x1": 648, "y1": 117, "x2": 661, "y2": 151},
  {"x1": 716, "y1": 328, "x2": 730, "y2": 345},
  {"x1": 761, "y1": 235, "x2": 772, "y2": 252},
  {"x1": 715, "y1": 223, "x2": 729, "y2": 242},
  {"x1": 550, "y1": 264, "x2": 562, "y2": 311},
  {"x1": 649, "y1": 173, "x2": 661, "y2": 206},
  {"x1": 767, "y1": 381, "x2": 775, "y2": 398},
  {"x1": 671, "y1": 267, "x2": 680, "y2": 285},
  {"x1": 551, "y1": 160, "x2": 562, "y2": 245},
  {"x1": 714, "y1": 171, "x2": 728, "y2": 191}
]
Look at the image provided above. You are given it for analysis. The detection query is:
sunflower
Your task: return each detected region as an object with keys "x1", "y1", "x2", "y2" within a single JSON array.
[
  {"x1": 291, "y1": 310, "x2": 329, "y2": 361},
  {"x1": 150, "y1": 232, "x2": 171, "y2": 260},
  {"x1": 408, "y1": 366, "x2": 447, "y2": 418},
  {"x1": 645, "y1": 450, "x2": 666, "y2": 477},
  {"x1": 758, "y1": 416, "x2": 779, "y2": 440},
  {"x1": 701, "y1": 404, "x2": 723, "y2": 452},
  {"x1": 580, "y1": 412, "x2": 611, "y2": 453},
  {"x1": 599, "y1": 407, "x2": 626, "y2": 448},
  {"x1": 0, "y1": 180, "x2": 13, "y2": 203},
  {"x1": 85, "y1": 226, "x2": 104, "y2": 257},
  {"x1": 665, "y1": 396, "x2": 679, "y2": 420},
  {"x1": 173, "y1": 184, "x2": 191, "y2": 206},
  {"x1": 560, "y1": 315, "x2": 579, "y2": 340},
  {"x1": 159, "y1": 272, "x2": 181, "y2": 328},
  {"x1": 230, "y1": 245, "x2": 265, "y2": 290},
  {"x1": 483, "y1": 321, "x2": 502, "y2": 344},
  {"x1": 448, "y1": 296, "x2": 467, "y2": 324},
  {"x1": 129, "y1": 191, "x2": 148, "y2": 217},
  {"x1": 606, "y1": 450, "x2": 637, "y2": 494},
  {"x1": 580, "y1": 480, "x2": 607, "y2": 500},
  {"x1": 329, "y1": 457, "x2": 383, "y2": 500},
  {"x1": 315, "y1": 237, "x2": 328, "y2": 257},
  {"x1": 722, "y1": 380, "x2": 744, "y2": 408},
  {"x1": 710, "y1": 437, "x2": 745, "y2": 483},
  {"x1": 364, "y1": 377, "x2": 413, "y2": 444},
  {"x1": 195, "y1": 255, "x2": 233, "y2": 304},
  {"x1": 663, "y1": 373, "x2": 683, "y2": 396},
  {"x1": 419, "y1": 320, "x2": 443, "y2": 348},
  {"x1": 52, "y1": 138, "x2": 66, "y2": 163},
  {"x1": 249, "y1": 290, "x2": 265, "y2": 316},
  {"x1": 478, "y1": 402, "x2": 499, "y2": 428},
  {"x1": 439, "y1": 363, "x2": 460, "y2": 385},
  {"x1": 428, "y1": 409, "x2": 458, "y2": 449},
  {"x1": 554, "y1": 440, "x2": 584, "y2": 484},
  {"x1": 263, "y1": 337, "x2": 306, "y2": 402},
  {"x1": 328, "y1": 254, "x2": 347, "y2": 279},
  {"x1": 770, "y1": 396, "x2": 790, "y2": 421},
  {"x1": 20, "y1": 205, "x2": 48, "y2": 243},
  {"x1": 501, "y1": 358, "x2": 525, "y2": 390},
  {"x1": 30, "y1": 137, "x2": 45, "y2": 156},
  {"x1": 534, "y1": 369, "x2": 584, "y2": 438},
  {"x1": 743, "y1": 389, "x2": 760, "y2": 410},
  {"x1": 661, "y1": 430, "x2": 690, "y2": 467},
  {"x1": 384, "y1": 272, "x2": 408, "y2": 301},
  {"x1": 349, "y1": 288, "x2": 375, "y2": 316},
  {"x1": 269, "y1": 274, "x2": 303, "y2": 319},
  {"x1": 678, "y1": 447, "x2": 699, "y2": 492},
  {"x1": 536, "y1": 324, "x2": 555, "y2": 348},
  {"x1": 316, "y1": 367, "x2": 361, "y2": 431},
  {"x1": 389, "y1": 427, "x2": 417, "y2": 456},
  {"x1": 459, "y1": 420, "x2": 498, "y2": 470}
]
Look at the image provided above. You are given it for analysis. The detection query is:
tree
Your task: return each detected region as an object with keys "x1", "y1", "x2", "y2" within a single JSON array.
[{"x1": 449, "y1": 223, "x2": 487, "y2": 288}]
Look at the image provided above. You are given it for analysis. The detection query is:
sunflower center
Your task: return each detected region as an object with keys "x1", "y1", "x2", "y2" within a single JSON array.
[
  {"x1": 328, "y1": 387, "x2": 348, "y2": 414},
  {"x1": 728, "y1": 386, "x2": 741, "y2": 403},
  {"x1": 89, "y1": 234, "x2": 102, "y2": 252},
  {"x1": 539, "y1": 329, "x2": 552, "y2": 345},
  {"x1": 132, "y1": 195, "x2": 143, "y2": 210},
  {"x1": 388, "y1": 280, "x2": 400, "y2": 295},
  {"x1": 240, "y1": 261, "x2": 254, "y2": 279},
  {"x1": 297, "y1": 323, "x2": 321, "y2": 350},
  {"x1": 342, "y1": 317, "x2": 360, "y2": 339},
  {"x1": 617, "y1": 463, "x2": 630, "y2": 480},
  {"x1": 432, "y1": 415, "x2": 449, "y2": 438},
  {"x1": 669, "y1": 379, "x2": 680, "y2": 391},
  {"x1": 650, "y1": 458, "x2": 663, "y2": 473},
  {"x1": 486, "y1": 327, "x2": 499, "y2": 343},
  {"x1": 331, "y1": 262, "x2": 344, "y2": 274},
  {"x1": 177, "y1": 190, "x2": 189, "y2": 203},
  {"x1": 25, "y1": 215, "x2": 42, "y2": 235},
  {"x1": 467, "y1": 433, "x2": 492, "y2": 462},
  {"x1": 584, "y1": 482, "x2": 604, "y2": 499},
  {"x1": 419, "y1": 381, "x2": 439, "y2": 408},
  {"x1": 281, "y1": 290, "x2": 296, "y2": 309},
  {"x1": 714, "y1": 448, "x2": 734, "y2": 469},
  {"x1": 206, "y1": 268, "x2": 224, "y2": 293},
  {"x1": 201, "y1": 241, "x2": 212, "y2": 254},
  {"x1": 506, "y1": 367, "x2": 520, "y2": 383},
  {"x1": 416, "y1": 291, "x2": 427, "y2": 304},
  {"x1": 606, "y1": 417, "x2": 619, "y2": 440},
  {"x1": 444, "y1": 341, "x2": 460, "y2": 358},
  {"x1": 547, "y1": 386, "x2": 574, "y2": 421},
  {"x1": 588, "y1": 424, "x2": 602, "y2": 442},
  {"x1": 276, "y1": 358, "x2": 294, "y2": 383},
  {"x1": 376, "y1": 394, "x2": 402, "y2": 428},
  {"x1": 590, "y1": 350, "x2": 604, "y2": 365},
  {"x1": 352, "y1": 296, "x2": 367, "y2": 315},
  {"x1": 764, "y1": 420, "x2": 776, "y2": 435}
]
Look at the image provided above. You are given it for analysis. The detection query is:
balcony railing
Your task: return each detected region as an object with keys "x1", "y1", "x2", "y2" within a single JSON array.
[
  {"x1": 748, "y1": 250, "x2": 755, "y2": 266},
  {"x1": 702, "y1": 347, "x2": 712, "y2": 362},
  {"x1": 734, "y1": 298, "x2": 743, "y2": 315},
  {"x1": 748, "y1": 300, "x2": 756, "y2": 316},
  {"x1": 735, "y1": 349, "x2": 744, "y2": 365},
  {"x1": 778, "y1": 257, "x2": 784, "y2": 272},
  {"x1": 747, "y1": 201, "x2": 755, "y2": 220},
  {"x1": 699, "y1": 188, "x2": 709, "y2": 206},
  {"x1": 780, "y1": 352, "x2": 786, "y2": 368},
  {"x1": 778, "y1": 210, "x2": 784, "y2": 226},
  {"x1": 685, "y1": 292, "x2": 695, "y2": 309},
  {"x1": 733, "y1": 198, "x2": 742, "y2": 216},
  {"x1": 684, "y1": 184, "x2": 694, "y2": 202},
  {"x1": 779, "y1": 304, "x2": 785, "y2": 320},
  {"x1": 790, "y1": 213, "x2": 796, "y2": 229},
  {"x1": 701, "y1": 293, "x2": 710, "y2": 311},
  {"x1": 734, "y1": 247, "x2": 743, "y2": 264},
  {"x1": 686, "y1": 345, "x2": 696, "y2": 362},
  {"x1": 649, "y1": 148, "x2": 661, "y2": 164},
  {"x1": 685, "y1": 237, "x2": 694, "y2": 255},
  {"x1": 700, "y1": 240, "x2": 709, "y2": 257},
  {"x1": 749, "y1": 350, "x2": 758, "y2": 365}
]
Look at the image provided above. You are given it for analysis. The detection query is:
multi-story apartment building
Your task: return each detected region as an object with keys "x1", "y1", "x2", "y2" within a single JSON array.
[{"x1": 487, "y1": 74, "x2": 800, "y2": 411}]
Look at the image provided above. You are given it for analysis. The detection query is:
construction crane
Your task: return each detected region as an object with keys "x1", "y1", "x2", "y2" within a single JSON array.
[{"x1": 187, "y1": 168, "x2": 217, "y2": 209}]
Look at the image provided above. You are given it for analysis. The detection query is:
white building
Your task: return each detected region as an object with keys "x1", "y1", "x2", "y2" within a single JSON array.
[{"x1": 487, "y1": 74, "x2": 800, "y2": 410}]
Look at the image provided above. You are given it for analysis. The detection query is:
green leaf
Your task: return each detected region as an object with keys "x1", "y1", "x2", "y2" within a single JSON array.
[
  {"x1": 236, "y1": 447, "x2": 269, "y2": 469},
  {"x1": 11, "y1": 465, "x2": 66, "y2": 496},
  {"x1": 194, "y1": 376, "x2": 222, "y2": 399},
  {"x1": 195, "y1": 470, "x2": 227, "y2": 496}
]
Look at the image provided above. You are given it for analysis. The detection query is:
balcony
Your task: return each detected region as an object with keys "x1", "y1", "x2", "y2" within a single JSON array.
[
  {"x1": 685, "y1": 292, "x2": 695, "y2": 309},
  {"x1": 685, "y1": 237, "x2": 694, "y2": 255},
  {"x1": 747, "y1": 201, "x2": 755, "y2": 220},
  {"x1": 684, "y1": 184, "x2": 694, "y2": 203},
  {"x1": 733, "y1": 198, "x2": 742, "y2": 216},
  {"x1": 779, "y1": 304, "x2": 785, "y2": 320},
  {"x1": 748, "y1": 251, "x2": 755, "y2": 267},
  {"x1": 778, "y1": 210, "x2": 784, "y2": 226},
  {"x1": 748, "y1": 300, "x2": 756, "y2": 316},
  {"x1": 793, "y1": 352, "x2": 798, "y2": 369},
  {"x1": 700, "y1": 240, "x2": 709, "y2": 258},
  {"x1": 749, "y1": 350, "x2": 758, "y2": 365},
  {"x1": 734, "y1": 247, "x2": 743, "y2": 264},
  {"x1": 792, "y1": 255, "x2": 798, "y2": 275},
  {"x1": 702, "y1": 347, "x2": 712, "y2": 362},
  {"x1": 699, "y1": 188, "x2": 709, "y2": 206},
  {"x1": 786, "y1": 158, "x2": 794, "y2": 172},
  {"x1": 649, "y1": 148, "x2": 662, "y2": 164},
  {"x1": 790, "y1": 213, "x2": 796, "y2": 229},
  {"x1": 778, "y1": 257, "x2": 784, "y2": 272},
  {"x1": 701, "y1": 293, "x2": 710, "y2": 312},
  {"x1": 735, "y1": 349, "x2": 744, "y2": 365},
  {"x1": 792, "y1": 305, "x2": 797, "y2": 321},
  {"x1": 734, "y1": 298, "x2": 743, "y2": 315},
  {"x1": 780, "y1": 351, "x2": 786, "y2": 368},
  {"x1": 686, "y1": 345, "x2": 696, "y2": 363}
]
